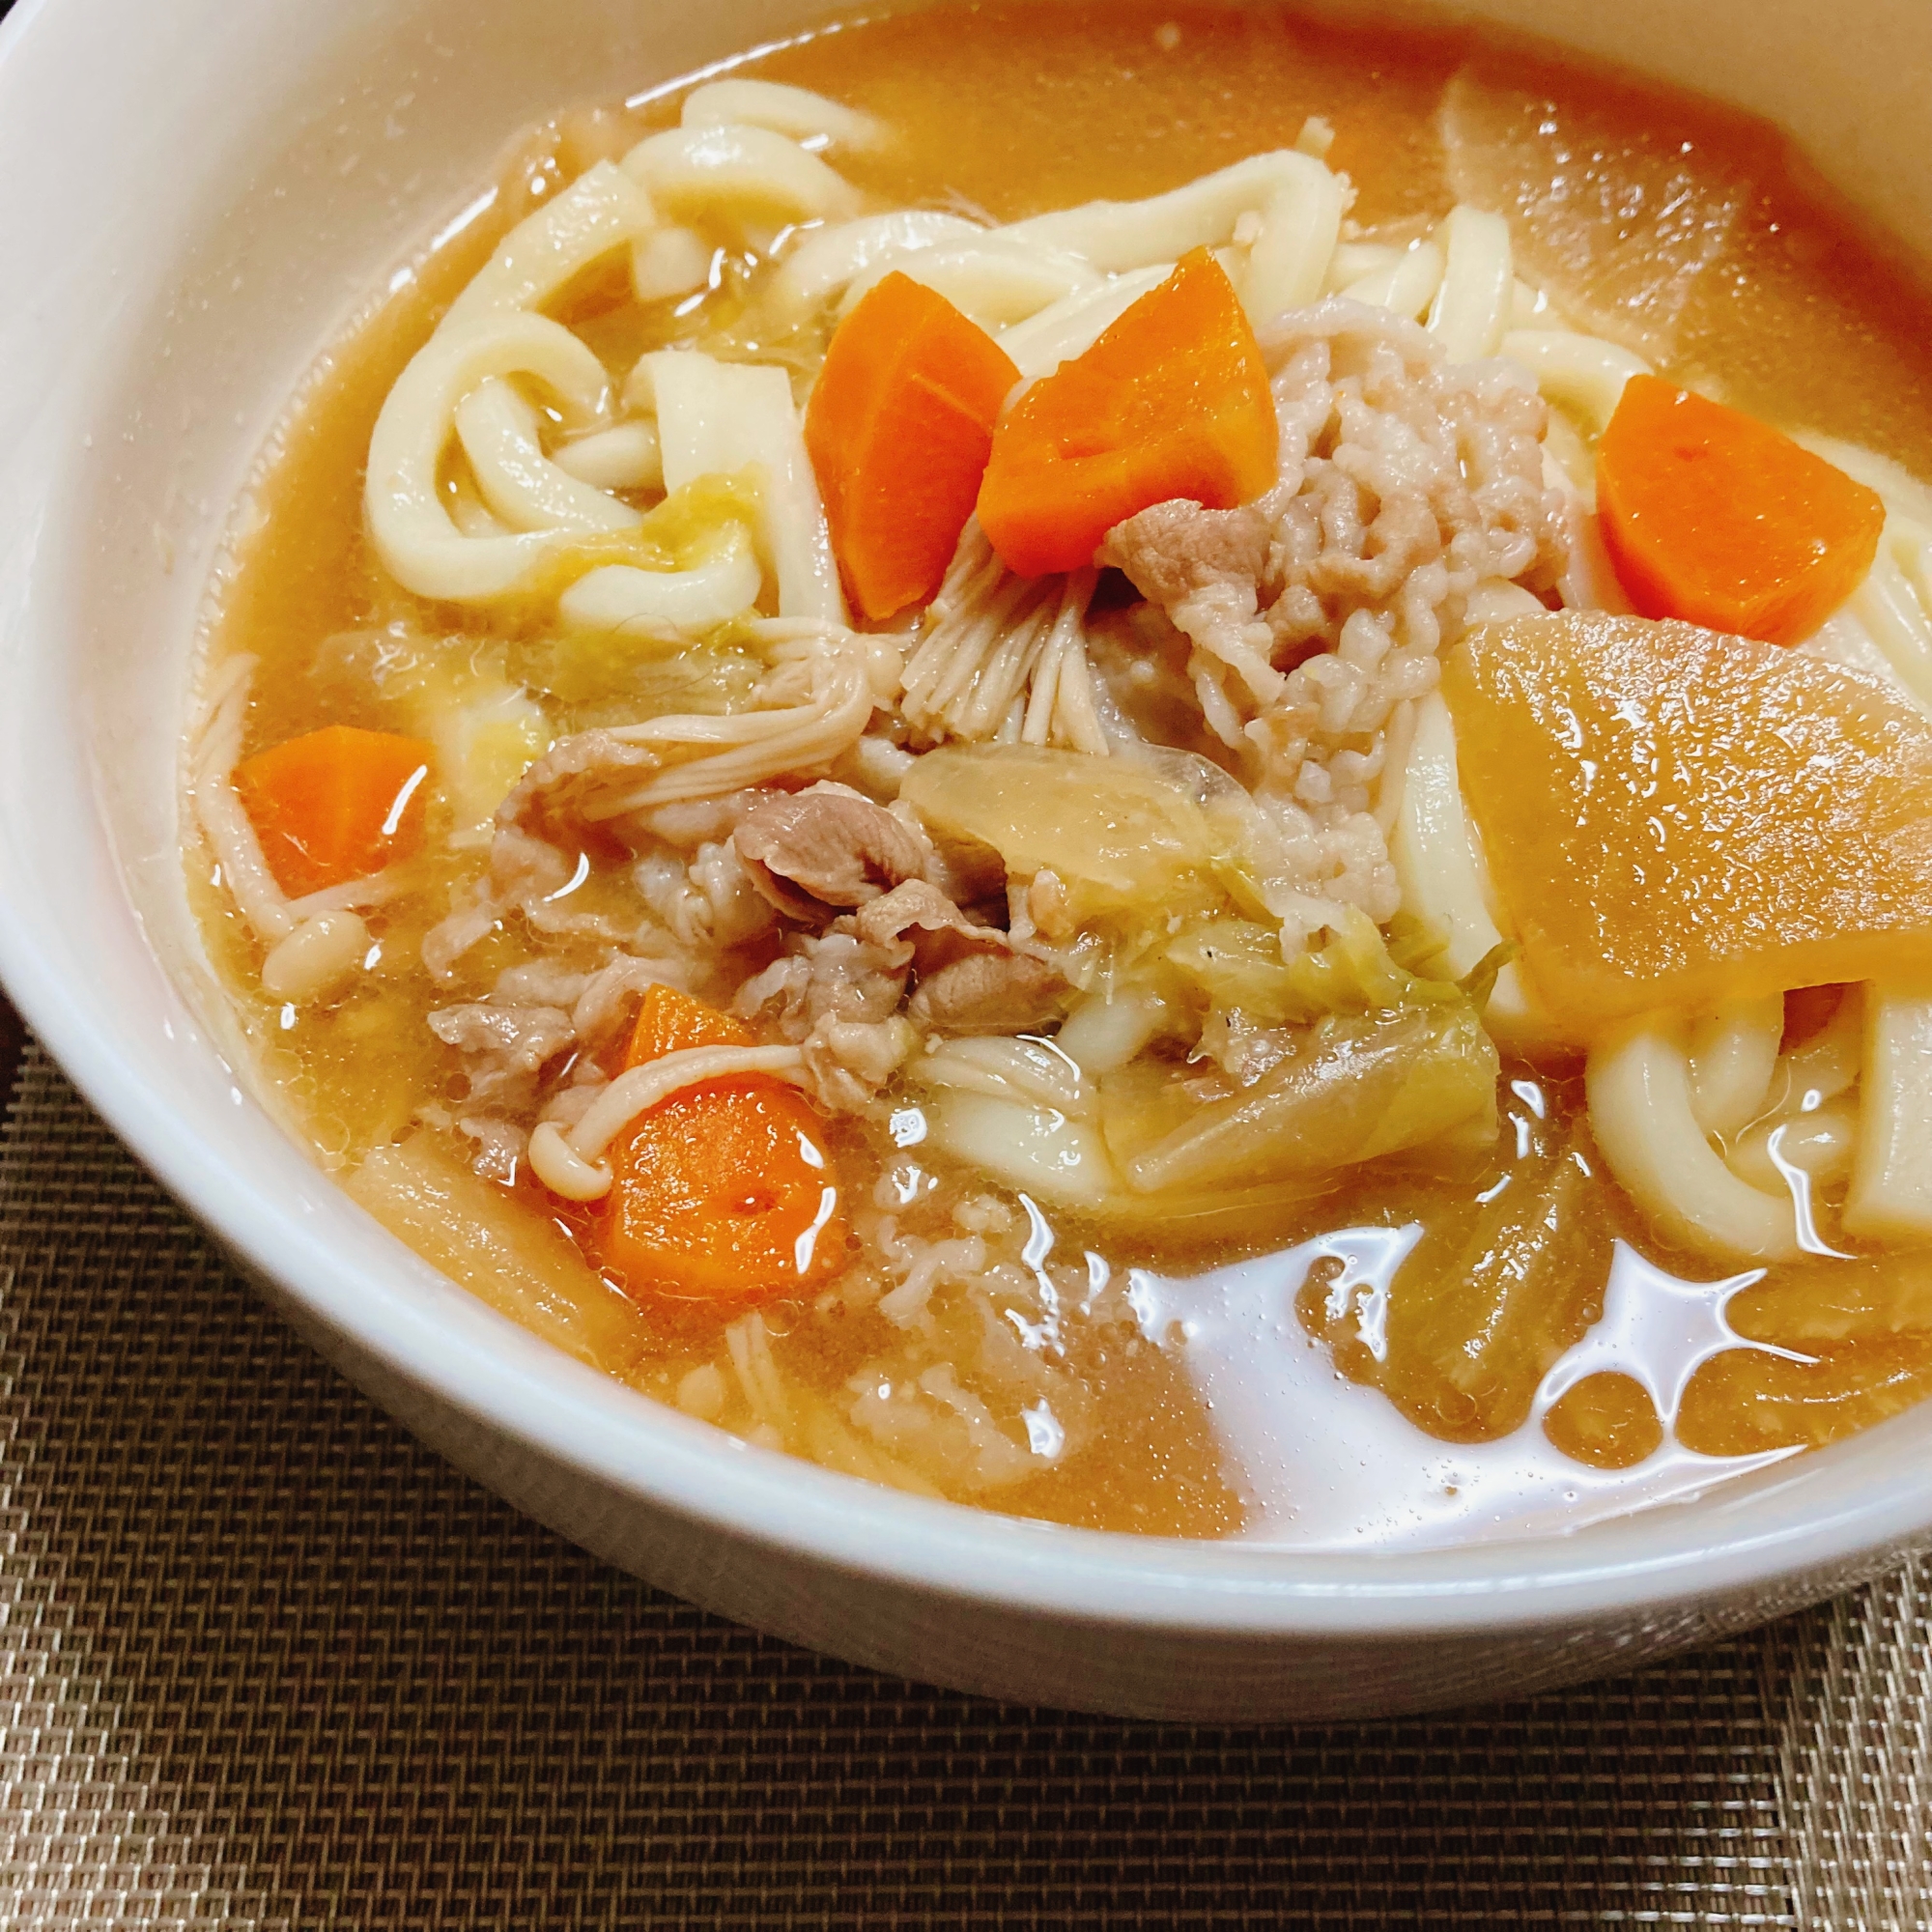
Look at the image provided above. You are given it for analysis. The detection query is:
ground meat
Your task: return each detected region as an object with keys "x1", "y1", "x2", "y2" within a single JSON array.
[
  {"x1": 732, "y1": 781, "x2": 934, "y2": 921},
  {"x1": 1095, "y1": 298, "x2": 1570, "y2": 942}
]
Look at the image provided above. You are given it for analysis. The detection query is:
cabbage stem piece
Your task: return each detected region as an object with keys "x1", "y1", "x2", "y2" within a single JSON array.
[
  {"x1": 1586, "y1": 1021, "x2": 1797, "y2": 1261},
  {"x1": 1846, "y1": 987, "x2": 1932, "y2": 1241},
  {"x1": 1055, "y1": 991, "x2": 1170, "y2": 1076},
  {"x1": 1124, "y1": 1006, "x2": 1499, "y2": 1196},
  {"x1": 923, "y1": 1091, "x2": 1117, "y2": 1211},
  {"x1": 347, "y1": 1139, "x2": 649, "y2": 1378}
]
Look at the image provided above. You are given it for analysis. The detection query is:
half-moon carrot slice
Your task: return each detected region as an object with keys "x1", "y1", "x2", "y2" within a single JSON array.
[
  {"x1": 600, "y1": 984, "x2": 847, "y2": 1305},
  {"x1": 1596, "y1": 374, "x2": 1885, "y2": 646},
  {"x1": 805, "y1": 270, "x2": 1019, "y2": 620},
  {"x1": 976, "y1": 247, "x2": 1278, "y2": 579},
  {"x1": 235, "y1": 724, "x2": 434, "y2": 896}
]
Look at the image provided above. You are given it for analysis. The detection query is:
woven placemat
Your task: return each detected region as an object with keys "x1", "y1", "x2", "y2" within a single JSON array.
[{"x1": 1, "y1": 1036, "x2": 1929, "y2": 1927}]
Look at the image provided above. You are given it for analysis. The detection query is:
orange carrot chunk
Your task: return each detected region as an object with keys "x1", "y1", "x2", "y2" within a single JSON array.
[
  {"x1": 235, "y1": 724, "x2": 434, "y2": 896},
  {"x1": 601, "y1": 984, "x2": 847, "y2": 1306},
  {"x1": 805, "y1": 270, "x2": 1020, "y2": 620},
  {"x1": 976, "y1": 247, "x2": 1278, "y2": 579},
  {"x1": 1596, "y1": 375, "x2": 1885, "y2": 646}
]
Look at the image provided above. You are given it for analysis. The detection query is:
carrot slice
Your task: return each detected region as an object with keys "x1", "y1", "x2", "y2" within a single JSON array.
[
  {"x1": 1596, "y1": 375, "x2": 1885, "y2": 646},
  {"x1": 805, "y1": 270, "x2": 1020, "y2": 620},
  {"x1": 976, "y1": 247, "x2": 1278, "y2": 579},
  {"x1": 234, "y1": 724, "x2": 434, "y2": 896},
  {"x1": 600, "y1": 984, "x2": 847, "y2": 1305}
]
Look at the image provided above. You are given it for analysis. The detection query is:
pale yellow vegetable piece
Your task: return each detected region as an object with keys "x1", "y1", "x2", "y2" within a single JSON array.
[
  {"x1": 1444, "y1": 613, "x2": 1932, "y2": 1034},
  {"x1": 346, "y1": 1138, "x2": 651, "y2": 1379}
]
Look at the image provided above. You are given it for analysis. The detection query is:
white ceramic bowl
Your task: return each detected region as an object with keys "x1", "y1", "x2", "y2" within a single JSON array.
[{"x1": 4, "y1": 0, "x2": 1932, "y2": 1722}]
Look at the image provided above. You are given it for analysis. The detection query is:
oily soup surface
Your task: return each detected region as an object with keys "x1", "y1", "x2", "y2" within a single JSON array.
[{"x1": 192, "y1": 3, "x2": 1932, "y2": 1541}]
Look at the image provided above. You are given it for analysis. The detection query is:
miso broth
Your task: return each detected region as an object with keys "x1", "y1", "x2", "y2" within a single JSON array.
[{"x1": 187, "y1": 1, "x2": 1932, "y2": 1543}]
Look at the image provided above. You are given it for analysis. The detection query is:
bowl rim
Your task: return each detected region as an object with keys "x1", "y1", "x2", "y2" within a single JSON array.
[{"x1": 3, "y1": 0, "x2": 1930, "y2": 1653}]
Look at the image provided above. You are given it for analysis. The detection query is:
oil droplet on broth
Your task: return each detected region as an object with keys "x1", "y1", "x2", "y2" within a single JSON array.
[{"x1": 1129, "y1": 1233, "x2": 1798, "y2": 1548}]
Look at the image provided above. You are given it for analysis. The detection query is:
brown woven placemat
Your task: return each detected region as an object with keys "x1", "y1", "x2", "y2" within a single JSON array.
[{"x1": 2, "y1": 1035, "x2": 1929, "y2": 1926}]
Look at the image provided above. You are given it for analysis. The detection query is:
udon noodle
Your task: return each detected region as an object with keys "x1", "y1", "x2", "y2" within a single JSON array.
[{"x1": 184, "y1": 5, "x2": 1932, "y2": 1539}]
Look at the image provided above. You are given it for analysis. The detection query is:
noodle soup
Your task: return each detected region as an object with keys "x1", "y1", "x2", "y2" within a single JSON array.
[{"x1": 185, "y1": 2, "x2": 1932, "y2": 1543}]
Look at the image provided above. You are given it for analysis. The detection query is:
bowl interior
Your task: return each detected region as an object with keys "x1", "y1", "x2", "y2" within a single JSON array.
[{"x1": 3, "y1": 0, "x2": 1932, "y2": 1637}]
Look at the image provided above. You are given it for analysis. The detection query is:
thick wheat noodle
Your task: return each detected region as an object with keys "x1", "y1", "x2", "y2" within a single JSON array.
[
  {"x1": 1586, "y1": 1023, "x2": 1797, "y2": 1262},
  {"x1": 526, "y1": 1044, "x2": 810, "y2": 1200},
  {"x1": 453, "y1": 378, "x2": 641, "y2": 534}
]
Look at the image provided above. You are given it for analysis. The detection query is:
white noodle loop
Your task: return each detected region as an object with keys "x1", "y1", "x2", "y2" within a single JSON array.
[
  {"x1": 997, "y1": 265, "x2": 1175, "y2": 381},
  {"x1": 558, "y1": 523, "x2": 762, "y2": 634},
  {"x1": 1427, "y1": 205, "x2": 1513, "y2": 362},
  {"x1": 442, "y1": 161, "x2": 654, "y2": 327},
  {"x1": 622, "y1": 124, "x2": 863, "y2": 228},
  {"x1": 1502, "y1": 329, "x2": 1651, "y2": 433},
  {"x1": 1004, "y1": 150, "x2": 1343, "y2": 284},
  {"x1": 632, "y1": 224, "x2": 716, "y2": 302},
  {"x1": 679, "y1": 78, "x2": 888, "y2": 152},
  {"x1": 767, "y1": 211, "x2": 982, "y2": 322},
  {"x1": 552, "y1": 420, "x2": 664, "y2": 493},
  {"x1": 1687, "y1": 996, "x2": 1783, "y2": 1139},
  {"x1": 1587, "y1": 1021, "x2": 1798, "y2": 1262},
  {"x1": 455, "y1": 378, "x2": 642, "y2": 535},
  {"x1": 366, "y1": 310, "x2": 617, "y2": 601},
  {"x1": 1847, "y1": 987, "x2": 1932, "y2": 1241},
  {"x1": 1339, "y1": 239, "x2": 1444, "y2": 320},
  {"x1": 845, "y1": 238, "x2": 1102, "y2": 329},
  {"x1": 1389, "y1": 690, "x2": 1555, "y2": 1052}
]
